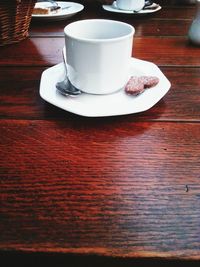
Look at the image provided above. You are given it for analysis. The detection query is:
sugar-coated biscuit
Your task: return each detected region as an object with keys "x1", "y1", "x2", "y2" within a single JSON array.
[
  {"x1": 139, "y1": 76, "x2": 159, "y2": 88},
  {"x1": 125, "y1": 76, "x2": 145, "y2": 95},
  {"x1": 125, "y1": 75, "x2": 159, "y2": 96}
]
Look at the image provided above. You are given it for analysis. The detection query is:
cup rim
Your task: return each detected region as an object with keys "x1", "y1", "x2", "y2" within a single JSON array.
[{"x1": 64, "y1": 19, "x2": 135, "y2": 43}]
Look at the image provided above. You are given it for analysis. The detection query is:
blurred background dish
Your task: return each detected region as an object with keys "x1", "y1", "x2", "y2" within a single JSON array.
[
  {"x1": 32, "y1": 1, "x2": 84, "y2": 20},
  {"x1": 102, "y1": 1, "x2": 161, "y2": 14}
]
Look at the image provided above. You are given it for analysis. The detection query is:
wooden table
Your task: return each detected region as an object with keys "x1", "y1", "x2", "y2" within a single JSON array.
[{"x1": 0, "y1": 1, "x2": 200, "y2": 266}]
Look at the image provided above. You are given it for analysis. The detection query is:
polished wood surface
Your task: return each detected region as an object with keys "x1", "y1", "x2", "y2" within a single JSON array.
[{"x1": 0, "y1": 1, "x2": 200, "y2": 265}]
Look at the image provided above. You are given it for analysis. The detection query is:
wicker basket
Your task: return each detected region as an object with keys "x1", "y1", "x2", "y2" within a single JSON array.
[{"x1": 0, "y1": 0, "x2": 36, "y2": 46}]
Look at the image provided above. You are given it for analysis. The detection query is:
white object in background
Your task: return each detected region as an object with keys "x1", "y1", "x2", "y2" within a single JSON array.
[
  {"x1": 102, "y1": 2, "x2": 161, "y2": 14},
  {"x1": 188, "y1": 0, "x2": 200, "y2": 45},
  {"x1": 64, "y1": 19, "x2": 134, "y2": 95},
  {"x1": 116, "y1": 0, "x2": 145, "y2": 11},
  {"x1": 32, "y1": 2, "x2": 84, "y2": 21}
]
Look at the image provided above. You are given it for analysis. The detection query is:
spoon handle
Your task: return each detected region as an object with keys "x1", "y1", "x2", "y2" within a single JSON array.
[
  {"x1": 62, "y1": 49, "x2": 68, "y2": 75},
  {"x1": 55, "y1": 49, "x2": 82, "y2": 96}
]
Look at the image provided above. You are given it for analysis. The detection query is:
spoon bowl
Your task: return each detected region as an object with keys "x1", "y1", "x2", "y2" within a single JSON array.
[
  {"x1": 56, "y1": 50, "x2": 82, "y2": 96},
  {"x1": 56, "y1": 77, "x2": 81, "y2": 96}
]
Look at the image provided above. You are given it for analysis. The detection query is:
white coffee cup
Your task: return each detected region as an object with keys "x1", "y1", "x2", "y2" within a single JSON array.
[
  {"x1": 116, "y1": 0, "x2": 145, "y2": 11},
  {"x1": 64, "y1": 19, "x2": 134, "y2": 95}
]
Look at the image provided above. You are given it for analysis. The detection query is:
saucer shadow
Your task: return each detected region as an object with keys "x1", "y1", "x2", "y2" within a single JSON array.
[
  {"x1": 1, "y1": 251, "x2": 199, "y2": 267},
  {"x1": 42, "y1": 96, "x2": 167, "y2": 139}
]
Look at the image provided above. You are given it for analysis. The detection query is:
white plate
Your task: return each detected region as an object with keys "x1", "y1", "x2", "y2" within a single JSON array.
[
  {"x1": 102, "y1": 1, "x2": 161, "y2": 14},
  {"x1": 39, "y1": 58, "x2": 171, "y2": 117},
  {"x1": 32, "y1": 2, "x2": 84, "y2": 21}
]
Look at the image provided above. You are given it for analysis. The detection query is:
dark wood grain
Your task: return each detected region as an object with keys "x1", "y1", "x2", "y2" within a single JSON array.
[
  {"x1": 1, "y1": 120, "x2": 200, "y2": 259},
  {"x1": 0, "y1": 37, "x2": 200, "y2": 67},
  {"x1": 30, "y1": 19, "x2": 192, "y2": 37},
  {"x1": 30, "y1": 5, "x2": 195, "y2": 38},
  {"x1": 0, "y1": 67, "x2": 200, "y2": 121}
]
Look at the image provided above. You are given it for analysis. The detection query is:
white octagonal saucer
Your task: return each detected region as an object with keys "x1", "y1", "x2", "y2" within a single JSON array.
[{"x1": 39, "y1": 58, "x2": 171, "y2": 117}]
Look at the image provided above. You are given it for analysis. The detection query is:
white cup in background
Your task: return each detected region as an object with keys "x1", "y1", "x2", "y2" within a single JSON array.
[
  {"x1": 64, "y1": 19, "x2": 134, "y2": 95},
  {"x1": 116, "y1": 0, "x2": 145, "y2": 11}
]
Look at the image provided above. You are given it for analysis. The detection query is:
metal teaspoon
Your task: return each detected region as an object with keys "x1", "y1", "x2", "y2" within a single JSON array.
[{"x1": 56, "y1": 50, "x2": 82, "y2": 96}]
